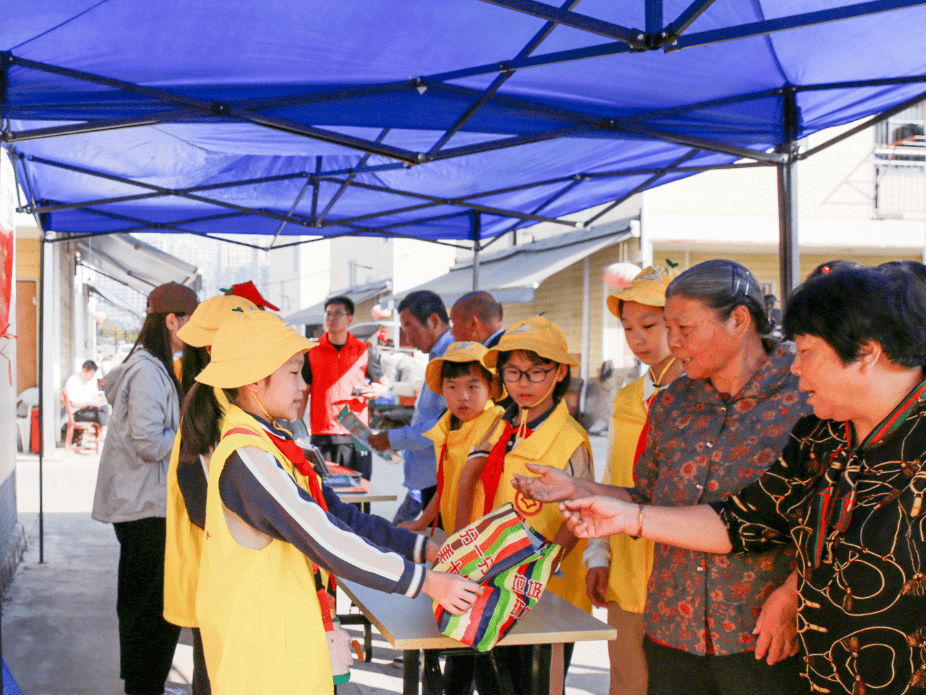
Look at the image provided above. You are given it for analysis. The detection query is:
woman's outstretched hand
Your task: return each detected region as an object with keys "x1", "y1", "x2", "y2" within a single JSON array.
[
  {"x1": 422, "y1": 570, "x2": 481, "y2": 615},
  {"x1": 559, "y1": 496, "x2": 636, "y2": 539},
  {"x1": 511, "y1": 462, "x2": 582, "y2": 503}
]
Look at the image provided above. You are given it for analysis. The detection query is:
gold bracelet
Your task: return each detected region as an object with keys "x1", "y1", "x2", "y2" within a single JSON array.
[{"x1": 634, "y1": 504, "x2": 645, "y2": 538}]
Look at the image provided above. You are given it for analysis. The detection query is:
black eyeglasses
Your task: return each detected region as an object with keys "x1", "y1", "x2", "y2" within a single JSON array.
[{"x1": 501, "y1": 366, "x2": 555, "y2": 384}]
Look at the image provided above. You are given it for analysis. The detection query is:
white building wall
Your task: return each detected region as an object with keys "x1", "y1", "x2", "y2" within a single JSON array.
[{"x1": 643, "y1": 122, "x2": 925, "y2": 267}]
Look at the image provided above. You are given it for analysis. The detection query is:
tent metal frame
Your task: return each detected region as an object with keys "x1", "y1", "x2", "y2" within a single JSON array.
[{"x1": 2, "y1": 0, "x2": 925, "y2": 255}]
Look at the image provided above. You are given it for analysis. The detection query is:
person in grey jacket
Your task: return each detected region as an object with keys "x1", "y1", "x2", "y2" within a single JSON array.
[{"x1": 92, "y1": 281, "x2": 198, "y2": 695}]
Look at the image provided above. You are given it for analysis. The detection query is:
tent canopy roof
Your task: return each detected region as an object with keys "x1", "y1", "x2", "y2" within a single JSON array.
[{"x1": 3, "y1": 1, "x2": 926, "y2": 247}]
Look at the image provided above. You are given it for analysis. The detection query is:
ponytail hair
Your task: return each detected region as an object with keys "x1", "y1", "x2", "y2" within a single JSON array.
[
  {"x1": 181, "y1": 383, "x2": 236, "y2": 456},
  {"x1": 180, "y1": 344, "x2": 211, "y2": 401}
]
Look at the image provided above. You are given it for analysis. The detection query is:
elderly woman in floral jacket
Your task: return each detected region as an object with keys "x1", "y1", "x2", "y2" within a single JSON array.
[
  {"x1": 515, "y1": 260, "x2": 812, "y2": 695},
  {"x1": 546, "y1": 264, "x2": 926, "y2": 695}
]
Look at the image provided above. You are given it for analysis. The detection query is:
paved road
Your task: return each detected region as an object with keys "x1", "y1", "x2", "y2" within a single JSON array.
[{"x1": 4, "y1": 436, "x2": 611, "y2": 694}]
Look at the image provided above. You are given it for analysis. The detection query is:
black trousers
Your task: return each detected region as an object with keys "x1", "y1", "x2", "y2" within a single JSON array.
[
  {"x1": 445, "y1": 643, "x2": 575, "y2": 695},
  {"x1": 192, "y1": 627, "x2": 212, "y2": 695},
  {"x1": 74, "y1": 405, "x2": 111, "y2": 426},
  {"x1": 643, "y1": 636, "x2": 808, "y2": 695},
  {"x1": 113, "y1": 517, "x2": 182, "y2": 695}
]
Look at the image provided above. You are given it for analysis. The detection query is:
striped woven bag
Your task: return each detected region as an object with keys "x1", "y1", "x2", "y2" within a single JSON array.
[{"x1": 432, "y1": 503, "x2": 560, "y2": 651}]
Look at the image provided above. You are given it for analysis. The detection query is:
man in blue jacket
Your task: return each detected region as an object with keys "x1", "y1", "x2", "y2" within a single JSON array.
[{"x1": 369, "y1": 290, "x2": 452, "y2": 524}]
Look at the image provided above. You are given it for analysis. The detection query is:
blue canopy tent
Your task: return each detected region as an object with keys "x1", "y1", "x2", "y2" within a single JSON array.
[
  {"x1": 3, "y1": 1, "x2": 926, "y2": 278},
  {"x1": 2, "y1": 0, "x2": 926, "y2": 567}
]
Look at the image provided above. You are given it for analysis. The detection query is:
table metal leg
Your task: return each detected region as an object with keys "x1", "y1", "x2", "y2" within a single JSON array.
[
  {"x1": 489, "y1": 650, "x2": 517, "y2": 695},
  {"x1": 532, "y1": 643, "x2": 552, "y2": 695},
  {"x1": 364, "y1": 620, "x2": 372, "y2": 662},
  {"x1": 403, "y1": 648, "x2": 421, "y2": 695},
  {"x1": 422, "y1": 649, "x2": 444, "y2": 695},
  {"x1": 338, "y1": 611, "x2": 373, "y2": 661}
]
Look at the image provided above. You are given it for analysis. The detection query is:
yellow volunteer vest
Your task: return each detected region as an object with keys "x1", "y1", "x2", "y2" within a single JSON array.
[
  {"x1": 488, "y1": 399, "x2": 592, "y2": 613},
  {"x1": 164, "y1": 388, "x2": 228, "y2": 628},
  {"x1": 603, "y1": 377, "x2": 655, "y2": 613},
  {"x1": 424, "y1": 403, "x2": 504, "y2": 535},
  {"x1": 196, "y1": 405, "x2": 332, "y2": 695}
]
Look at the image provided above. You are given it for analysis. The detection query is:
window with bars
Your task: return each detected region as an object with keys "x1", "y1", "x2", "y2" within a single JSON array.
[{"x1": 873, "y1": 103, "x2": 926, "y2": 218}]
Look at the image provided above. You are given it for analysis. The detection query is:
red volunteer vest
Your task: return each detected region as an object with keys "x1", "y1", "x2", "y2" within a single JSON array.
[{"x1": 309, "y1": 332, "x2": 370, "y2": 435}]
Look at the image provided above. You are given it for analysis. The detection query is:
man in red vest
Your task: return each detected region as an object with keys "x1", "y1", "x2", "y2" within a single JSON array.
[{"x1": 303, "y1": 296, "x2": 389, "y2": 480}]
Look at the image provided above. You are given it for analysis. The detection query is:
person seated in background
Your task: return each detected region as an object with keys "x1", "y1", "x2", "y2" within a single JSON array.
[{"x1": 64, "y1": 360, "x2": 110, "y2": 441}]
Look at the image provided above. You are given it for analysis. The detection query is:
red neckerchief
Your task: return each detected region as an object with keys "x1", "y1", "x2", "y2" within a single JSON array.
[
  {"x1": 481, "y1": 420, "x2": 533, "y2": 517},
  {"x1": 262, "y1": 428, "x2": 337, "y2": 597},
  {"x1": 430, "y1": 443, "x2": 449, "y2": 537},
  {"x1": 631, "y1": 391, "x2": 661, "y2": 483},
  {"x1": 263, "y1": 429, "x2": 330, "y2": 515}
]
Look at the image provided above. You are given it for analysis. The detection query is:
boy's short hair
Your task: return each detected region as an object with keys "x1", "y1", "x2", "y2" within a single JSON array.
[
  {"x1": 495, "y1": 350, "x2": 572, "y2": 403},
  {"x1": 325, "y1": 296, "x2": 355, "y2": 316},
  {"x1": 82, "y1": 360, "x2": 98, "y2": 372},
  {"x1": 441, "y1": 359, "x2": 494, "y2": 385}
]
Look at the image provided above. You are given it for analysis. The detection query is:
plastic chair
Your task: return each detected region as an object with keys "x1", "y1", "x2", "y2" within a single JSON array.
[
  {"x1": 16, "y1": 388, "x2": 38, "y2": 453},
  {"x1": 61, "y1": 389, "x2": 102, "y2": 453}
]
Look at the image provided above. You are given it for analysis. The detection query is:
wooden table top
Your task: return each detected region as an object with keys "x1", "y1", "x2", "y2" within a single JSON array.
[
  {"x1": 340, "y1": 578, "x2": 615, "y2": 651},
  {"x1": 332, "y1": 478, "x2": 398, "y2": 504}
]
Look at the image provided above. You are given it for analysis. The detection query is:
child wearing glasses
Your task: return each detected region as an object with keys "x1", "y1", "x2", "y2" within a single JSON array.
[{"x1": 478, "y1": 316, "x2": 595, "y2": 693}]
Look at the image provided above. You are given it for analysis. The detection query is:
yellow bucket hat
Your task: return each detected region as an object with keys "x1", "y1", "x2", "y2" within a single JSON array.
[
  {"x1": 196, "y1": 310, "x2": 317, "y2": 388},
  {"x1": 485, "y1": 316, "x2": 579, "y2": 368},
  {"x1": 606, "y1": 266, "x2": 676, "y2": 318},
  {"x1": 177, "y1": 294, "x2": 258, "y2": 348},
  {"x1": 425, "y1": 341, "x2": 503, "y2": 400}
]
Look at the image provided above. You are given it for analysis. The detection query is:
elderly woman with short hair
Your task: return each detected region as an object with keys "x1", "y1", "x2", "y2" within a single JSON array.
[
  {"x1": 547, "y1": 265, "x2": 926, "y2": 695},
  {"x1": 515, "y1": 259, "x2": 813, "y2": 694}
]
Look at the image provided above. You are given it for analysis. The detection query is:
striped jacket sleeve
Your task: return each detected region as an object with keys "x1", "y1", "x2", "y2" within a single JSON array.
[{"x1": 218, "y1": 446, "x2": 425, "y2": 597}]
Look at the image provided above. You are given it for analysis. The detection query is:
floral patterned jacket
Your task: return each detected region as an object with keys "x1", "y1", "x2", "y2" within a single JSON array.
[
  {"x1": 632, "y1": 343, "x2": 811, "y2": 655},
  {"x1": 715, "y1": 378, "x2": 926, "y2": 695}
]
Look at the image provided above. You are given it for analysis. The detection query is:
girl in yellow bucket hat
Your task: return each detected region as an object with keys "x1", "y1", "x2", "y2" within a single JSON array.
[
  {"x1": 479, "y1": 315, "x2": 596, "y2": 688},
  {"x1": 164, "y1": 293, "x2": 258, "y2": 695},
  {"x1": 181, "y1": 310, "x2": 479, "y2": 694},
  {"x1": 589, "y1": 266, "x2": 684, "y2": 695}
]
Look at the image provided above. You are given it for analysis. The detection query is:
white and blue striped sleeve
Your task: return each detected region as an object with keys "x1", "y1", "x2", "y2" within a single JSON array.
[{"x1": 218, "y1": 446, "x2": 425, "y2": 597}]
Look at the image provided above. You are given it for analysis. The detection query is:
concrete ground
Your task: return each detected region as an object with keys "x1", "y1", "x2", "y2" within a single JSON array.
[{"x1": 2, "y1": 435, "x2": 611, "y2": 694}]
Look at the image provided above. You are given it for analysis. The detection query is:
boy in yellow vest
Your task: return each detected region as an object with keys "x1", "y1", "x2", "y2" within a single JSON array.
[
  {"x1": 481, "y1": 316, "x2": 595, "y2": 694},
  {"x1": 584, "y1": 266, "x2": 683, "y2": 695},
  {"x1": 182, "y1": 310, "x2": 479, "y2": 694},
  {"x1": 400, "y1": 341, "x2": 504, "y2": 535}
]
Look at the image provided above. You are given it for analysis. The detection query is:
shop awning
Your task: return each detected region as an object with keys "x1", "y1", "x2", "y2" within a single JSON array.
[
  {"x1": 76, "y1": 234, "x2": 201, "y2": 296},
  {"x1": 394, "y1": 219, "x2": 633, "y2": 306}
]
